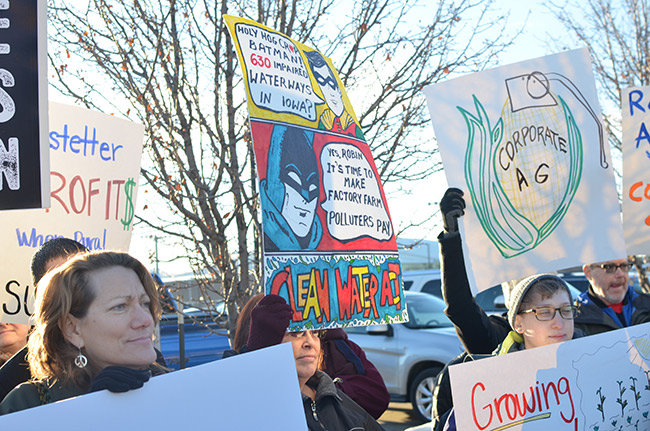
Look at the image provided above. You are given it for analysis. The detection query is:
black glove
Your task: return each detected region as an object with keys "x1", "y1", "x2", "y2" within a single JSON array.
[
  {"x1": 247, "y1": 294, "x2": 293, "y2": 351},
  {"x1": 440, "y1": 187, "x2": 465, "y2": 234},
  {"x1": 90, "y1": 366, "x2": 152, "y2": 393}
]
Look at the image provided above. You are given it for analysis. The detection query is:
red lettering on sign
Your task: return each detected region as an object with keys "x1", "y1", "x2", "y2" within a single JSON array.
[
  {"x1": 336, "y1": 266, "x2": 354, "y2": 321},
  {"x1": 270, "y1": 266, "x2": 301, "y2": 321}
]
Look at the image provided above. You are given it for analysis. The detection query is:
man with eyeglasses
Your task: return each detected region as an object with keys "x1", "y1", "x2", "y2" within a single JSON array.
[{"x1": 575, "y1": 259, "x2": 650, "y2": 336}]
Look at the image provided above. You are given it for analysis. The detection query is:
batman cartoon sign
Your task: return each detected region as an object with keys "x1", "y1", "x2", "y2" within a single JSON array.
[
  {"x1": 226, "y1": 15, "x2": 406, "y2": 331},
  {"x1": 260, "y1": 124, "x2": 323, "y2": 251}
]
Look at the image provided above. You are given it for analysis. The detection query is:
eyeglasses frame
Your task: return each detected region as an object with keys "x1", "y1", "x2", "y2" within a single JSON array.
[
  {"x1": 594, "y1": 263, "x2": 632, "y2": 274},
  {"x1": 518, "y1": 305, "x2": 577, "y2": 321}
]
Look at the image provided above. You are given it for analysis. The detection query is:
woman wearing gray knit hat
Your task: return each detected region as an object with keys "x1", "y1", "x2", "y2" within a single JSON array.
[
  {"x1": 497, "y1": 273, "x2": 576, "y2": 353},
  {"x1": 442, "y1": 274, "x2": 577, "y2": 430}
]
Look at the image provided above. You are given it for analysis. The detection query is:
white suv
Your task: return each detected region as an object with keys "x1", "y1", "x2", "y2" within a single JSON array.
[
  {"x1": 346, "y1": 291, "x2": 464, "y2": 422},
  {"x1": 402, "y1": 269, "x2": 507, "y2": 314}
]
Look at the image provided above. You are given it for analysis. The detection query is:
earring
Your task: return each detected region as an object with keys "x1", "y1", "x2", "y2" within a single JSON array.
[{"x1": 74, "y1": 347, "x2": 87, "y2": 368}]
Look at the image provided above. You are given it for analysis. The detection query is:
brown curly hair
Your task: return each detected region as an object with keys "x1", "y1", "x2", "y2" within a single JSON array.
[{"x1": 28, "y1": 251, "x2": 161, "y2": 390}]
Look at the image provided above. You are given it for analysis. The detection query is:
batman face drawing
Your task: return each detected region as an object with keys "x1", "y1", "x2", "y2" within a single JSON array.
[{"x1": 261, "y1": 125, "x2": 323, "y2": 251}]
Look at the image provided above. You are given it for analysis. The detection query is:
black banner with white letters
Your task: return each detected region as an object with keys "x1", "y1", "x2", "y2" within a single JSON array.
[{"x1": 0, "y1": 0, "x2": 48, "y2": 210}]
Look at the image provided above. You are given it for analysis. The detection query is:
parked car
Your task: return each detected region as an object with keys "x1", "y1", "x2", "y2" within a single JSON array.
[
  {"x1": 557, "y1": 271, "x2": 591, "y2": 292},
  {"x1": 159, "y1": 304, "x2": 231, "y2": 370},
  {"x1": 346, "y1": 291, "x2": 464, "y2": 422},
  {"x1": 401, "y1": 269, "x2": 441, "y2": 296},
  {"x1": 402, "y1": 268, "x2": 507, "y2": 314}
]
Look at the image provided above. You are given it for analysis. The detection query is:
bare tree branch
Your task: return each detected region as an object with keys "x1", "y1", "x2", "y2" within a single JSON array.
[{"x1": 47, "y1": 0, "x2": 516, "y2": 338}]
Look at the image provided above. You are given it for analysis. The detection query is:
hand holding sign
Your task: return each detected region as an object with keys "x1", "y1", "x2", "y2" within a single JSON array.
[{"x1": 440, "y1": 187, "x2": 466, "y2": 234}]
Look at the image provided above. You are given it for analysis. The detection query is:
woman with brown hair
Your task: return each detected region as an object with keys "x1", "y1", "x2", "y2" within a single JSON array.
[{"x1": 0, "y1": 251, "x2": 164, "y2": 415}]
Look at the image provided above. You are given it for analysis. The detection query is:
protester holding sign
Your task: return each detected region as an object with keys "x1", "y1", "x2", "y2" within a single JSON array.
[
  {"x1": 0, "y1": 251, "x2": 164, "y2": 415},
  {"x1": 442, "y1": 273, "x2": 577, "y2": 430},
  {"x1": 229, "y1": 294, "x2": 390, "y2": 419},
  {"x1": 438, "y1": 187, "x2": 512, "y2": 354},
  {"x1": 433, "y1": 188, "x2": 585, "y2": 430},
  {"x1": 438, "y1": 187, "x2": 650, "y2": 347},
  {"x1": 245, "y1": 294, "x2": 386, "y2": 430}
]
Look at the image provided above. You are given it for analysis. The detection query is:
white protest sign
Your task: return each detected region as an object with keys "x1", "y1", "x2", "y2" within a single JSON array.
[
  {"x1": 0, "y1": 103, "x2": 144, "y2": 324},
  {"x1": 424, "y1": 48, "x2": 625, "y2": 293},
  {"x1": 450, "y1": 323, "x2": 650, "y2": 431},
  {"x1": 622, "y1": 86, "x2": 650, "y2": 256},
  {"x1": 0, "y1": 343, "x2": 308, "y2": 430}
]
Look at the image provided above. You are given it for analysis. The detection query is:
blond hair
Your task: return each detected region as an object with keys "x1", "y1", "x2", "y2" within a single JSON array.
[{"x1": 28, "y1": 251, "x2": 161, "y2": 389}]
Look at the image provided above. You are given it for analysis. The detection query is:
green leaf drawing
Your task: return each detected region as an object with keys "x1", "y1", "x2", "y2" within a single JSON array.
[{"x1": 459, "y1": 93, "x2": 583, "y2": 258}]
